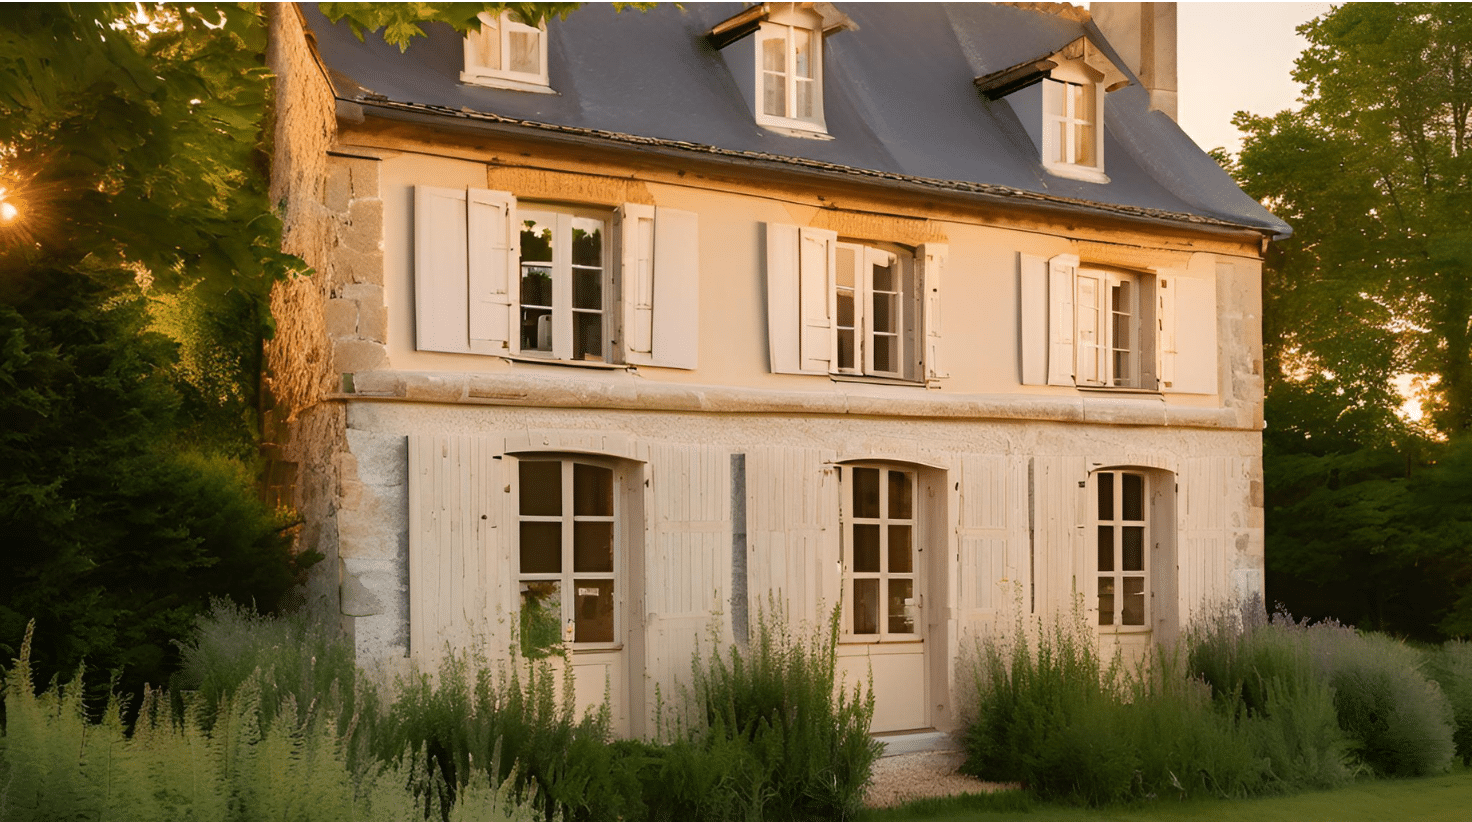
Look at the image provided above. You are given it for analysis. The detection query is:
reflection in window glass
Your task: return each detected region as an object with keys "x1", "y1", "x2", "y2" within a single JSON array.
[
  {"x1": 517, "y1": 210, "x2": 607, "y2": 360},
  {"x1": 1096, "y1": 470, "x2": 1148, "y2": 629},
  {"x1": 518, "y1": 459, "x2": 619, "y2": 648},
  {"x1": 846, "y1": 467, "x2": 918, "y2": 639}
]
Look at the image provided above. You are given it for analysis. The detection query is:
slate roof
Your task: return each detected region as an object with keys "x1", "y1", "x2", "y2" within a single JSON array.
[{"x1": 301, "y1": 2, "x2": 1290, "y2": 238}]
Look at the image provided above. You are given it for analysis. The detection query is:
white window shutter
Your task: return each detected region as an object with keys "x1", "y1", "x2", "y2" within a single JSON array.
[
  {"x1": 648, "y1": 207, "x2": 699, "y2": 370},
  {"x1": 1157, "y1": 271, "x2": 1178, "y2": 390},
  {"x1": 765, "y1": 222, "x2": 803, "y2": 374},
  {"x1": 414, "y1": 186, "x2": 472, "y2": 353},
  {"x1": 1164, "y1": 273, "x2": 1218, "y2": 394},
  {"x1": 467, "y1": 189, "x2": 517, "y2": 354},
  {"x1": 799, "y1": 227, "x2": 837, "y2": 373},
  {"x1": 620, "y1": 203, "x2": 656, "y2": 361},
  {"x1": 1074, "y1": 269, "x2": 1104, "y2": 385},
  {"x1": 918, "y1": 242, "x2": 948, "y2": 380},
  {"x1": 1046, "y1": 253, "x2": 1079, "y2": 386},
  {"x1": 1019, "y1": 254, "x2": 1049, "y2": 385}
]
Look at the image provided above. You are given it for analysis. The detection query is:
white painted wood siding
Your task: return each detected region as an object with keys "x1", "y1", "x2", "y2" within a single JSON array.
[
  {"x1": 407, "y1": 434, "x2": 507, "y2": 669},
  {"x1": 745, "y1": 446, "x2": 840, "y2": 625}
]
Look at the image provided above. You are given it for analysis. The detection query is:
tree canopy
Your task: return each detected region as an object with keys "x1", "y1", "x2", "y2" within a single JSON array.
[{"x1": 1235, "y1": 3, "x2": 1472, "y2": 638}]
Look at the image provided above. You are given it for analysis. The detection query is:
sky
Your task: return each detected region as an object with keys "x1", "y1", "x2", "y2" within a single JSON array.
[{"x1": 1174, "y1": 2, "x2": 1335, "y2": 155}]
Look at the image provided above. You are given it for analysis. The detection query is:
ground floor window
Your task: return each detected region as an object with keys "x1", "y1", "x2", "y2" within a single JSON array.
[
  {"x1": 516, "y1": 457, "x2": 618, "y2": 650},
  {"x1": 842, "y1": 465, "x2": 918, "y2": 639},
  {"x1": 1095, "y1": 469, "x2": 1148, "y2": 627}
]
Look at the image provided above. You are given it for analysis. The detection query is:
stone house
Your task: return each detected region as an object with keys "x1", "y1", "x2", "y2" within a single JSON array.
[{"x1": 263, "y1": 2, "x2": 1287, "y2": 736}]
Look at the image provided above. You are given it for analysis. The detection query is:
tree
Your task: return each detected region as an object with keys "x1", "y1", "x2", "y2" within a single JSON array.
[{"x1": 1234, "y1": 3, "x2": 1472, "y2": 638}]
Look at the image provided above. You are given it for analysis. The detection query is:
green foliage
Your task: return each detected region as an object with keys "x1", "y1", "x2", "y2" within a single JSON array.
[
  {"x1": 644, "y1": 607, "x2": 882, "y2": 822},
  {"x1": 0, "y1": 622, "x2": 544, "y2": 822},
  {"x1": 320, "y1": 3, "x2": 586, "y2": 49},
  {"x1": 1229, "y1": 4, "x2": 1472, "y2": 639},
  {"x1": 1426, "y1": 640, "x2": 1472, "y2": 764}
]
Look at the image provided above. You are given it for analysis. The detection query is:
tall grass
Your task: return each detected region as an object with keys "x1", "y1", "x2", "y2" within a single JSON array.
[
  {"x1": 3, "y1": 602, "x2": 879, "y2": 822},
  {"x1": 962, "y1": 601, "x2": 1458, "y2": 806},
  {"x1": 1427, "y1": 640, "x2": 1472, "y2": 764},
  {"x1": 0, "y1": 621, "x2": 543, "y2": 822}
]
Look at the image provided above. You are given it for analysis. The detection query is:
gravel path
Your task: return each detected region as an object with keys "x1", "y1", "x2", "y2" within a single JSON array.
[{"x1": 863, "y1": 750, "x2": 1017, "y2": 809}]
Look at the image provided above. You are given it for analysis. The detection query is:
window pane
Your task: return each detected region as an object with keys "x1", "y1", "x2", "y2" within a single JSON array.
[
  {"x1": 763, "y1": 72, "x2": 787, "y2": 117},
  {"x1": 853, "y1": 467, "x2": 880, "y2": 518},
  {"x1": 572, "y1": 267, "x2": 602, "y2": 310},
  {"x1": 887, "y1": 470, "x2": 912, "y2": 519},
  {"x1": 1076, "y1": 122, "x2": 1096, "y2": 166},
  {"x1": 853, "y1": 579, "x2": 879, "y2": 634},
  {"x1": 572, "y1": 464, "x2": 613, "y2": 516},
  {"x1": 872, "y1": 334, "x2": 896, "y2": 374},
  {"x1": 888, "y1": 525, "x2": 912, "y2": 573},
  {"x1": 520, "y1": 461, "x2": 562, "y2": 516},
  {"x1": 1097, "y1": 473, "x2": 1114, "y2": 521},
  {"x1": 836, "y1": 289, "x2": 854, "y2": 327},
  {"x1": 872, "y1": 292, "x2": 894, "y2": 333},
  {"x1": 1123, "y1": 474, "x2": 1144, "y2": 521},
  {"x1": 1122, "y1": 577, "x2": 1145, "y2": 626},
  {"x1": 853, "y1": 524, "x2": 880, "y2": 572},
  {"x1": 1098, "y1": 577, "x2": 1115, "y2": 626},
  {"x1": 762, "y1": 33, "x2": 786, "y2": 72},
  {"x1": 795, "y1": 78, "x2": 814, "y2": 120},
  {"x1": 520, "y1": 581, "x2": 562, "y2": 657},
  {"x1": 571, "y1": 220, "x2": 603, "y2": 267},
  {"x1": 573, "y1": 522, "x2": 613, "y2": 572},
  {"x1": 1097, "y1": 525, "x2": 1114, "y2": 572},
  {"x1": 1055, "y1": 121, "x2": 1069, "y2": 164},
  {"x1": 888, "y1": 578, "x2": 915, "y2": 634},
  {"x1": 473, "y1": 18, "x2": 500, "y2": 69},
  {"x1": 573, "y1": 579, "x2": 615, "y2": 642},
  {"x1": 573, "y1": 311, "x2": 603, "y2": 361},
  {"x1": 508, "y1": 29, "x2": 539, "y2": 74},
  {"x1": 520, "y1": 523, "x2": 562, "y2": 573},
  {"x1": 1043, "y1": 79, "x2": 1064, "y2": 116},
  {"x1": 521, "y1": 264, "x2": 553, "y2": 307},
  {"x1": 521, "y1": 219, "x2": 553, "y2": 262},
  {"x1": 835, "y1": 246, "x2": 855, "y2": 288},
  {"x1": 793, "y1": 28, "x2": 812, "y2": 78},
  {"x1": 1122, "y1": 526, "x2": 1144, "y2": 572},
  {"x1": 521, "y1": 307, "x2": 553, "y2": 352},
  {"x1": 837, "y1": 328, "x2": 855, "y2": 370},
  {"x1": 871, "y1": 261, "x2": 894, "y2": 293}
]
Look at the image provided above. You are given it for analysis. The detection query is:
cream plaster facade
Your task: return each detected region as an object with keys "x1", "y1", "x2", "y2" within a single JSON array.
[{"x1": 265, "y1": 4, "x2": 1270, "y2": 736}]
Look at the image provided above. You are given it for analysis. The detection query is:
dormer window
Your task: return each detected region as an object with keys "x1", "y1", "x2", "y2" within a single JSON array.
[
  {"x1": 462, "y1": 10, "x2": 551, "y2": 93},
  {"x1": 975, "y1": 36, "x2": 1126, "y2": 185},
  {"x1": 708, "y1": 3, "x2": 857, "y2": 140},
  {"x1": 1043, "y1": 76, "x2": 1100, "y2": 173},
  {"x1": 756, "y1": 18, "x2": 823, "y2": 133}
]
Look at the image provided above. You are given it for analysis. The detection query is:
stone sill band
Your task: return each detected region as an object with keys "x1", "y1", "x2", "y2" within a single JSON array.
[{"x1": 334, "y1": 370, "x2": 1254, "y2": 430}]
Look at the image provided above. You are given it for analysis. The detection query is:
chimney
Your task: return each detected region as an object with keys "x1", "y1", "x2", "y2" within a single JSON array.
[{"x1": 1091, "y1": 2, "x2": 1178, "y2": 121}]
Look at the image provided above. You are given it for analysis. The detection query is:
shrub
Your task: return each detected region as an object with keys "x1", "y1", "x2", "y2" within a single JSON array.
[
  {"x1": 1427, "y1": 640, "x2": 1472, "y2": 765},
  {"x1": 645, "y1": 606, "x2": 882, "y2": 822},
  {"x1": 1320, "y1": 630, "x2": 1454, "y2": 777}
]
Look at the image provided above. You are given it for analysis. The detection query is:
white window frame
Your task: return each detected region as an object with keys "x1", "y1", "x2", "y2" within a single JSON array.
[
  {"x1": 1040, "y1": 61, "x2": 1107, "y2": 183},
  {"x1": 754, "y1": 17, "x2": 827, "y2": 136},
  {"x1": 461, "y1": 10, "x2": 552, "y2": 93},
  {"x1": 833, "y1": 242, "x2": 912, "y2": 379},
  {"x1": 517, "y1": 205, "x2": 613, "y2": 363},
  {"x1": 1093, "y1": 469, "x2": 1149, "y2": 631},
  {"x1": 840, "y1": 464, "x2": 921, "y2": 643},
  {"x1": 514, "y1": 456, "x2": 621, "y2": 652},
  {"x1": 1074, "y1": 268, "x2": 1141, "y2": 388}
]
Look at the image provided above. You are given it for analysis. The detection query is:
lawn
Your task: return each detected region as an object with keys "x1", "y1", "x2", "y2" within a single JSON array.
[{"x1": 863, "y1": 765, "x2": 1472, "y2": 822}]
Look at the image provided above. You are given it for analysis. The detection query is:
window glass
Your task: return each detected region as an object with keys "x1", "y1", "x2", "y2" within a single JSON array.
[
  {"x1": 762, "y1": 34, "x2": 787, "y2": 117},
  {"x1": 518, "y1": 459, "x2": 619, "y2": 648},
  {"x1": 518, "y1": 209, "x2": 609, "y2": 361},
  {"x1": 1096, "y1": 470, "x2": 1148, "y2": 629},
  {"x1": 833, "y1": 243, "x2": 913, "y2": 378},
  {"x1": 846, "y1": 467, "x2": 918, "y2": 640}
]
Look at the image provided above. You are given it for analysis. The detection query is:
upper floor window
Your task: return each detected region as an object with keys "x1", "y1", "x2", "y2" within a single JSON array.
[
  {"x1": 756, "y1": 19, "x2": 824, "y2": 133},
  {"x1": 462, "y1": 10, "x2": 551, "y2": 92},
  {"x1": 412, "y1": 186, "x2": 699, "y2": 370},
  {"x1": 765, "y1": 223, "x2": 947, "y2": 383},
  {"x1": 1018, "y1": 253, "x2": 1220, "y2": 395},
  {"x1": 1043, "y1": 78, "x2": 1098, "y2": 170},
  {"x1": 519, "y1": 206, "x2": 609, "y2": 362}
]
